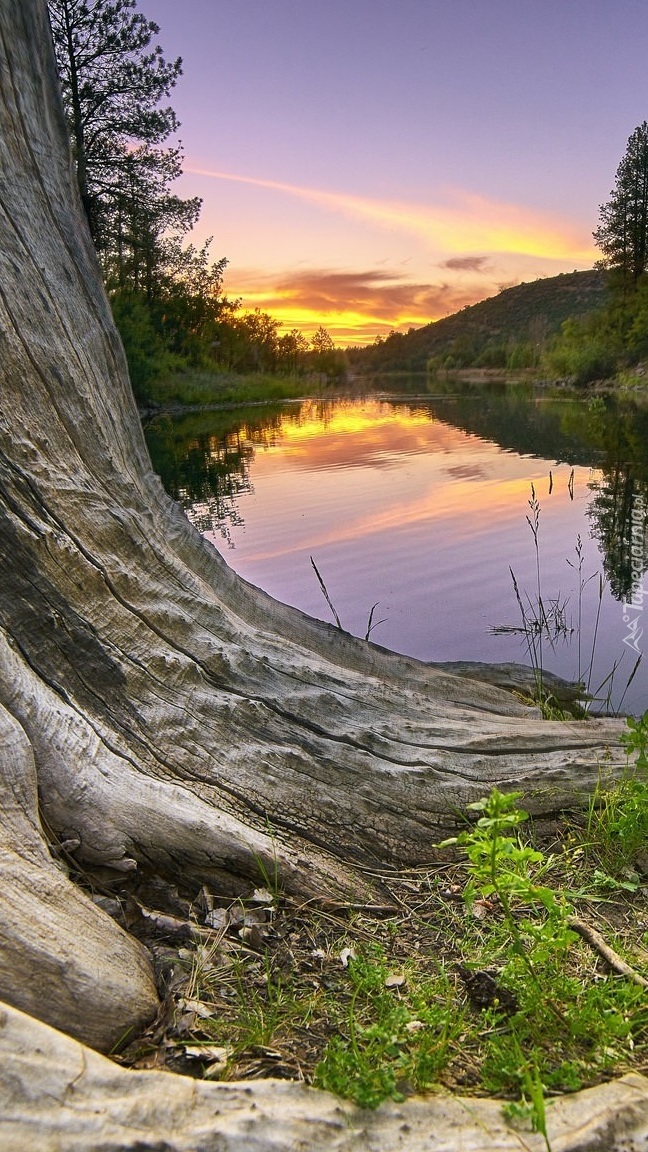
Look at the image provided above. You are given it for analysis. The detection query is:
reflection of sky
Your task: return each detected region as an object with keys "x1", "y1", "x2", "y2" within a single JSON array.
[{"x1": 200, "y1": 399, "x2": 646, "y2": 715}]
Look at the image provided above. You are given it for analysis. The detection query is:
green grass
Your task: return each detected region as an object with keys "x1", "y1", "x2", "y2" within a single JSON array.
[
  {"x1": 314, "y1": 780, "x2": 648, "y2": 1118},
  {"x1": 141, "y1": 368, "x2": 319, "y2": 409},
  {"x1": 121, "y1": 714, "x2": 648, "y2": 1140}
]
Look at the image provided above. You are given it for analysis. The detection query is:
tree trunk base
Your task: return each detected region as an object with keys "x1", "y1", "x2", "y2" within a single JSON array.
[{"x1": 2, "y1": 1000, "x2": 648, "y2": 1152}]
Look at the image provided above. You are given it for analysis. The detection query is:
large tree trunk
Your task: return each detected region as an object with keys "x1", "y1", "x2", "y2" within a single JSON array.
[{"x1": 0, "y1": 2, "x2": 640, "y2": 1145}]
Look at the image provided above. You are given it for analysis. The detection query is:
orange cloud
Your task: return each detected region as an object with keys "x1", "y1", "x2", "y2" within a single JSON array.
[
  {"x1": 442, "y1": 256, "x2": 490, "y2": 272},
  {"x1": 186, "y1": 166, "x2": 596, "y2": 262},
  {"x1": 224, "y1": 267, "x2": 494, "y2": 343},
  {"x1": 273, "y1": 270, "x2": 477, "y2": 317}
]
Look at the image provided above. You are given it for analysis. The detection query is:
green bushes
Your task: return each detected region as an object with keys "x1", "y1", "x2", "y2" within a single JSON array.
[{"x1": 110, "y1": 291, "x2": 179, "y2": 403}]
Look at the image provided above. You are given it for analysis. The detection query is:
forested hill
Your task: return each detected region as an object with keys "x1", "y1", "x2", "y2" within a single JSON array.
[{"x1": 350, "y1": 269, "x2": 608, "y2": 373}]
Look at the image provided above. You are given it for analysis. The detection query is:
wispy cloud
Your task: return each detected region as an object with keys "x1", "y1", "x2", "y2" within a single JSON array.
[
  {"x1": 442, "y1": 256, "x2": 490, "y2": 272},
  {"x1": 186, "y1": 166, "x2": 596, "y2": 262}
]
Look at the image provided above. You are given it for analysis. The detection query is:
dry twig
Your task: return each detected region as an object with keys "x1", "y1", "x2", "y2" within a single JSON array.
[{"x1": 568, "y1": 916, "x2": 648, "y2": 989}]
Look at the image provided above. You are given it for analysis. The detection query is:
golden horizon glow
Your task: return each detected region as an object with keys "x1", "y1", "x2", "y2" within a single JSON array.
[
  {"x1": 224, "y1": 293, "x2": 450, "y2": 344},
  {"x1": 260, "y1": 399, "x2": 434, "y2": 447},
  {"x1": 222, "y1": 272, "x2": 541, "y2": 347}
]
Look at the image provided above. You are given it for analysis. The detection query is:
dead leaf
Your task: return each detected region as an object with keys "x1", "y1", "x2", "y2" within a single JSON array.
[
  {"x1": 405, "y1": 1020, "x2": 425, "y2": 1033},
  {"x1": 470, "y1": 898, "x2": 496, "y2": 921},
  {"x1": 204, "y1": 903, "x2": 247, "y2": 931},
  {"x1": 250, "y1": 887, "x2": 274, "y2": 904},
  {"x1": 197, "y1": 885, "x2": 215, "y2": 913},
  {"x1": 127, "y1": 897, "x2": 200, "y2": 940},
  {"x1": 205, "y1": 908, "x2": 229, "y2": 930},
  {"x1": 339, "y1": 947, "x2": 356, "y2": 968},
  {"x1": 140, "y1": 907, "x2": 199, "y2": 939},
  {"x1": 177, "y1": 998, "x2": 216, "y2": 1019},
  {"x1": 385, "y1": 972, "x2": 406, "y2": 988},
  {"x1": 243, "y1": 908, "x2": 272, "y2": 926},
  {"x1": 182, "y1": 1044, "x2": 231, "y2": 1066},
  {"x1": 239, "y1": 924, "x2": 264, "y2": 948}
]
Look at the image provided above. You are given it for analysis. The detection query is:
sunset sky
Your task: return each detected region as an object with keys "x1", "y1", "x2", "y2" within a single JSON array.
[{"x1": 144, "y1": 0, "x2": 648, "y2": 344}]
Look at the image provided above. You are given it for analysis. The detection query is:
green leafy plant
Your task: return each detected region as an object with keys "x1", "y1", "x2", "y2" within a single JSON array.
[
  {"x1": 160, "y1": 777, "x2": 648, "y2": 1125},
  {"x1": 585, "y1": 711, "x2": 648, "y2": 873},
  {"x1": 623, "y1": 709, "x2": 648, "y2": 768},
  {"x1": 441, "y1": 789, "x2": 572, "y2": 993}
]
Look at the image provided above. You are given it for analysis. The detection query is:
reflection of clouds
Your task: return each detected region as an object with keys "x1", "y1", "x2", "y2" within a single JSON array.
[
  {"x1": 445, "y1": 462, "x2": 490, "y2": 481},
  {"x1": 241, "y1": 474, "x2": 546, "y2": 564},
  {"x1": 193, "y1": 401, "x2": 591, "y2": 579},
  {"x1": 253, "y1": 399, "x2": 483, "y2": 473}
]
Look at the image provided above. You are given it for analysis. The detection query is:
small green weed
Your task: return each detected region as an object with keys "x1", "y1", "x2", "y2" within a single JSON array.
[
  {"x1": 623, "y1": 709, "x2": 648, "y2": 768},
  {"x1": 585, "y1": 711, "x2": 648, "y2": 873},
  {"x1": 204, "y1": 951, "x2": 323, "y2": 1060},
  {"x1": 502, "y1": 1047, "x2": 553, "y2": 1152}
]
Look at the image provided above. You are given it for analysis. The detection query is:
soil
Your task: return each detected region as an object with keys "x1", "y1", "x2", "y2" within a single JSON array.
[{"x1": 62, "y1": 818, "x2": 648, "y2": 1098}]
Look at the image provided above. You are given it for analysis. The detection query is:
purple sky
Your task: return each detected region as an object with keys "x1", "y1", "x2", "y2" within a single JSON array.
[{"x1": 143, "y1": 0, "x2": 648, "y2": 342}]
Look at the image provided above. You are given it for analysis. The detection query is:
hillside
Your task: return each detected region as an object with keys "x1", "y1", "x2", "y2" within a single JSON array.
[{"x1": 350, "y1": 269, "x2": 608, "y2": 373}]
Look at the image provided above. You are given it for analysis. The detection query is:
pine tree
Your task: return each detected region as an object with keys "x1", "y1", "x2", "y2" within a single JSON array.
[
  {"x1": 49, "y1": 0, "x2": 230, "y2": 381},
  {"x1": 48, "y1": 0, "x2": 190, "y2": 264},
  {"x1": 594, "y1": 122, "x2": 648, "y2": 287}
]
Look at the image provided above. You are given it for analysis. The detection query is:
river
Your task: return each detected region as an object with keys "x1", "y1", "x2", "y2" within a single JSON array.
[{"x1": 145, "y1": 380, "x2": 648, "y2": 716}]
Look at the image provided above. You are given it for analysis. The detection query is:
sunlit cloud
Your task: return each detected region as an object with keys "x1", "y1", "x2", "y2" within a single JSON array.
[
  {"x1": 234, "y1": 266, "x2": 481, "y2": 324},
  {"x1": 224, "y1": 267, "x2": 493, "y2": 343},
  {"x1": 442, "y1": 256, "x2": 490, "y2": 272},
  {"x1": 186, "y1": 166, "x2": 596, "y2": 262},
  {"x1": 188, "y1": 166, "x2": 597, "y2": 343}
]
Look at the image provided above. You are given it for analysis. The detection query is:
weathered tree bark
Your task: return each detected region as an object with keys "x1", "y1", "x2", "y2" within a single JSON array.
[
  {"x1": 4, "y1": 1000, "x2": 648, "y2": 1152},
  {"x1": 0, "y1": 1, "x2": 641, "y2": 1144}
]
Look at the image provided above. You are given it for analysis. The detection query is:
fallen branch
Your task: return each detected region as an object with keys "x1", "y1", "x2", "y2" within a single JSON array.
[{"x1": 568, "y1": 916, "x2": 648, "y2": 989}]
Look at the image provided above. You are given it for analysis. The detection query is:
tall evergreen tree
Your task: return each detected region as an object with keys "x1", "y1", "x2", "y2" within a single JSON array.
[
  {"x1": 594, "y1": 122, "x2": 648, "y2": 287},
  {"x1": 48, "y1": 0, "x2": 192, "y2": 266},
  {"x1": 49, "y1": 0, "x2": 230, "y2": 386}
]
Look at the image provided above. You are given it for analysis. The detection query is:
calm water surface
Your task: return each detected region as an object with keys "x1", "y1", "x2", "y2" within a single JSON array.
[{"x1": 146, "y1": 384, "x2": 648, "y2": 716}]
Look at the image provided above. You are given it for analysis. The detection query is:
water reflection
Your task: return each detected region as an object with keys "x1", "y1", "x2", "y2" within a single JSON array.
[
  {"x1": 415, "y1": 387, "x2": 648, "y2": 605},
  {"x1": 144, "y1": 386, "x2": 648, "y2": 713},
  {"x1": 584, "y1": 396, "x2": 648, "y2": 602},
  {"x1": 145, "y1": 405, "x2": 288, "y2": 544}
]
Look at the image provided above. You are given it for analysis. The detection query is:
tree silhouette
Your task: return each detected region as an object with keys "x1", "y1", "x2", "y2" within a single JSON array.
[{"x1": 594, "y1": 122, "x2": 648, "y2": 287}]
